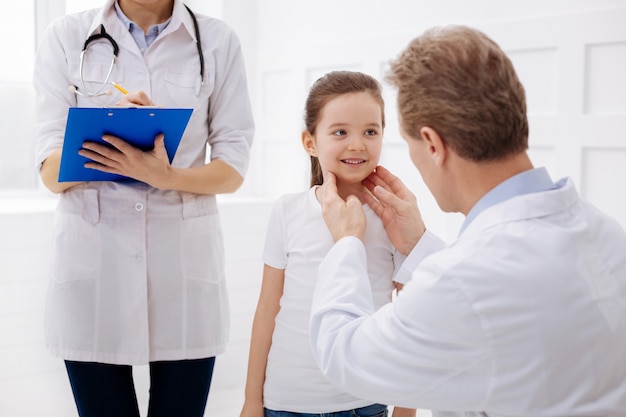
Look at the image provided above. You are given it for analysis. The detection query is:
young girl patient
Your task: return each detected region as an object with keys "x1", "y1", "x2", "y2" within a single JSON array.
[{"x1": 240, "y1": 71, "x2": 416, "y2": 417}]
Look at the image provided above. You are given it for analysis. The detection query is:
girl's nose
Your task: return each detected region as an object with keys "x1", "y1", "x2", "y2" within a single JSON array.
[{"x1": 347, "y1": 136, "x2": 366, "y2": 151}]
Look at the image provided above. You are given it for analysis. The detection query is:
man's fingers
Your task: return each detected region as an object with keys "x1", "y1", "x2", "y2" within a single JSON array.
[
  {"x1": 363, "y1": 189, "x2": 384, "y2": 217},
  {"x1": 363, "y1": 177, "x2": 382, "y2": 196},
  {"x1": 325, "y1": 171, "x2": 338, "y2": 191},
  {"x1": 372, "y1": 185, "x2": 405, "y2": 212},
  {"x1": 346, "y1": 194, "x2": 361, "y2": 208},
  {"x1": 319, "y1": 177, "x2": 366, "y2": 241},
  {"x1": 319, "y1": 171, "x2": 340, "y2": 205},
  {"x1": 365, "y1": 171, "x2": 392, "y2": 194},
  {"x1": 373, "y1": 166, "x2": 411, "y2": 196}
]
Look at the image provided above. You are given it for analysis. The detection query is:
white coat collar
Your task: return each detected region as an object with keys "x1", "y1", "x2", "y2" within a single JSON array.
[
  {"x1": 460, "y1": 177, "x2": 579, "y2": 239},
  {"x1": 86, "y1": 0, "x2": 198, "y2": 48}
]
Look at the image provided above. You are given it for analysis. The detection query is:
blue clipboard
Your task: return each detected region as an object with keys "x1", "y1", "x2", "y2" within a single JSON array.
[{"x1": 58, "y1": 107, "x2": 193, "y2": 182}]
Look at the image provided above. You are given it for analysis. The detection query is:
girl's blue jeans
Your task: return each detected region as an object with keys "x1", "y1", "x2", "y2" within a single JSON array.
[{"x1": 264, "y1": 403, "x2": 388, "y2": 417}]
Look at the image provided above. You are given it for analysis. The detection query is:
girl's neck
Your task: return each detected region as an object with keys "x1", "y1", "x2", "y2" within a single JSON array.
[{"x1": 315, "y1": 181, "x2": 366, "y2": 204}]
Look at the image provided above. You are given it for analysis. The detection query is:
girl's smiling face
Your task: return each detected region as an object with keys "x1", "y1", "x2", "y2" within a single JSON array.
[{"x1": 303, "y1": 92, "x2": 383, "y2": 194}]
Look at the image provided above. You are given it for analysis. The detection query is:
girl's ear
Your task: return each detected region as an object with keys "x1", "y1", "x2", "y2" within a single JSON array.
[{"x1": 302, "y1": 131, "x2": 317, "y2": 156}]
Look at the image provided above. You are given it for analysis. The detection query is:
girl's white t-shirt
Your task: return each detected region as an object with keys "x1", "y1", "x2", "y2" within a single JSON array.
[{"x1": 262, "y1": 186, "x2": 406, "y2": 413}]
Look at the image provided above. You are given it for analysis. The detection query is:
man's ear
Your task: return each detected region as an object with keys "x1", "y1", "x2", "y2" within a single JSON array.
[
  {"x1": 302, "y1": 131, "x2": 317, "y2": 156},
  {"x1": 420, "y1": 126, "x2": 446, "y2": 166}
]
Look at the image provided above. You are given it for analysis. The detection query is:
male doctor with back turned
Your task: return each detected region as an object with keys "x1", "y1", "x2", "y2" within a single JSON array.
[{"x1": 310, "y1": 25, "x2": 626, "y2": 416}]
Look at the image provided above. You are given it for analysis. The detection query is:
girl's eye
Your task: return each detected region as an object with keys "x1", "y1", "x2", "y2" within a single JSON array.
[
  {"x1": 333, "y1": 130, "x2": 347, "y2": 136},
  {"x1": 365, "y1": 129, "x2": 378, "y2": 136}
]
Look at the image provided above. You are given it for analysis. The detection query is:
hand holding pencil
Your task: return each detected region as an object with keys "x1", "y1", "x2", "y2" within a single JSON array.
[
  {"x1": 111, "y1": 81, "x2": 129, "y2": 95},
  {"x1": 113, "y1": 85, "x2": 157, "y2": 107}
]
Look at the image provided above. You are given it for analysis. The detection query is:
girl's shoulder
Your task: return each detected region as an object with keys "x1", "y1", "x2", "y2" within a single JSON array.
[
  {"x1": 273, "y1": 187, "x2": 317, "y2": 210},
  {"x1": 268, "y1": 188, "x2": 321, "y2": 234}
]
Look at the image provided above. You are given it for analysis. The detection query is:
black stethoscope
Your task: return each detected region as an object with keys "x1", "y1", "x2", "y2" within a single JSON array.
[{"x1": 71, "y1": 4, "x2": 204, "y2": 97}]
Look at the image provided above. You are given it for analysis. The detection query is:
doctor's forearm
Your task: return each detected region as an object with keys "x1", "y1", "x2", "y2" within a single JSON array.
[
  {"x1": 161, "y1": 159, "x2": 244, "y2": 195},
  {"x1": 40, "y1": 149, "x2": 82, "y2": 194}
]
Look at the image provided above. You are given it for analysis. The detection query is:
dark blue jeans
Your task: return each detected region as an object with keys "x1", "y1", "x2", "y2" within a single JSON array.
[
  {"x1": 64, "y1": 357, "x2": 215, "y2": 417},
  {"x1": 264, "y1": 403, "x2": 388, "y2": 417}
]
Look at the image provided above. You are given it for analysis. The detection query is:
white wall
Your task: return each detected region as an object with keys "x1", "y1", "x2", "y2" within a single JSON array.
[{"x1": 252, "y1": 0, "x2": 626, "y2": 241}]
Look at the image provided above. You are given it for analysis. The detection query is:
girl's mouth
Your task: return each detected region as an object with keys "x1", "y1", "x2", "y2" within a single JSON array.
[{"x1": 341, "y1": 159, "x2": 366, "y2": 165}]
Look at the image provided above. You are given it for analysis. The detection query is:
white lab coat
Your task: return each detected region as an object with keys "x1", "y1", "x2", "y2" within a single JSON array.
[
  {"x1": 34, "y1": 0, "x2": 254, "y2": 364},
  {"x1": 310, "y1": 178, "x2": 626, "y2": 416}
]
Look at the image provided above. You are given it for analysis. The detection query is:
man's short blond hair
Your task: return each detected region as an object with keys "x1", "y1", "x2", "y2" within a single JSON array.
[{"x1": 386, "y1": 25, "x2": 528, "y2": 161}]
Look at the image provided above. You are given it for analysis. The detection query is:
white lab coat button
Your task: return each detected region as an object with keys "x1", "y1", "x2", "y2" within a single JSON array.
[{"x1": 135, "y1": 202, "x2": 144, "y2": 211}]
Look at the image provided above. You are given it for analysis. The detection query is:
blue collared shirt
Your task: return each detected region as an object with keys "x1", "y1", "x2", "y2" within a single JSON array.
[
  {"x1": 459, "y1": 167, "x2": 558, "y2": 235},
  {"x1": 114, "y1": 1, "x2": 171, "y2": 53}
]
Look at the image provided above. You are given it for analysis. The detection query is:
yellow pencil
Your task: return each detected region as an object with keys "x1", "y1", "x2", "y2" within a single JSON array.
[{"x1": 111, "y1": 81, "x2": 129, "y2": 95}]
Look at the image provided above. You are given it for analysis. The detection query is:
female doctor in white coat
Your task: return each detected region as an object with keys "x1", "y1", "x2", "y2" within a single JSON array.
[{"x1": 33, "y1": 1, "x2": 254, "y2": 416}]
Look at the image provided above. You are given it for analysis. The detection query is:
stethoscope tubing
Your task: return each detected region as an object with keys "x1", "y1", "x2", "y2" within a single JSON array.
[
  {"x1": 78, "y1": 51, "x2": 118, "y2": 97},
  {"x1": 74, "y1": 5, "x2": 203, "y2": 98}
]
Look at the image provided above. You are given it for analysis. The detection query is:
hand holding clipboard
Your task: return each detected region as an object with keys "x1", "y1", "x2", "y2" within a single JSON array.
[{"x1": 58, "y1": 106, "x2": 193, "y2": 182}]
